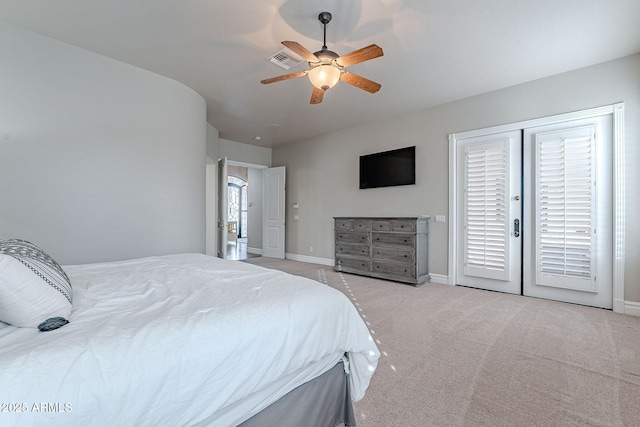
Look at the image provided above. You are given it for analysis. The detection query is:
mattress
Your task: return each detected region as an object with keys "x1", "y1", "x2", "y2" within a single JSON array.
[{"x1": 0, "y1": 253, "x2": 379, "y2": 426}]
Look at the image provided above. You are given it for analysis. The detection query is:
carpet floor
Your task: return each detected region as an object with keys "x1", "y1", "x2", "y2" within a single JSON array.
[{"x1": 243, "y1": 257, "x2": 640, "y2": 427}]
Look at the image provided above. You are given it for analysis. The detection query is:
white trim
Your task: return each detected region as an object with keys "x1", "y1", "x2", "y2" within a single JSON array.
[
  {"x1": 449, "y1": 103, "x2": 625, "y2": 312},
  {"x1": 450, "y1": 104, "x2": 619, "y2": 140},
  {"x1": 624, "y1": 301, "x2": 640, "y2": 317},
  {"x1": 612, "y1": 103, "x2": 626, "y2": 314},
  {"x1": 448, "y1": 134, "x2": 457, "y2": 286},
  {"x1": 285, "y1": 253, "x2": 335, "y2": 266},
  {"x1": 428, "y1": 273, "x2": 449, "y2": 285},
  {"x1": 247, "y1": 247, "x2": 263, "y2": 255},
  {"x1": 227, "y1": 160, "x2": 268, "y2": 169}
]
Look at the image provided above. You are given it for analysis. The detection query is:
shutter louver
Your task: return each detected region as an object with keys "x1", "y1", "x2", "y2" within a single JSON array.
[
  {"x1": 464, "y1": 140, "x2": 510, "y2": 281},
  {"x1": 536, "y1": 127, "x2": 596, "y2": 292}
]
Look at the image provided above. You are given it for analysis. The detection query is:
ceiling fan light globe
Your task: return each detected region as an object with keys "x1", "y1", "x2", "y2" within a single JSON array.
[{"x1": 308, "y1": 65, "x2": 341, "y2": 90}]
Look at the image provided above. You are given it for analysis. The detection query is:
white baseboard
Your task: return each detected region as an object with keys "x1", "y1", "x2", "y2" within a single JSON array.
[
  {"x1": 263, "y1": 257, "x2": 640, "y2": 316},
  {"x1": 247, "y1": 247, "x2": 262, "y2": 255},
  {"x1": 624, "y1": 300, "x2": 640, "y2": 316},
  {"x1": 274, "y1": 257, "x2": 638, "y2": 317},
  {"x1": 285, "y1": 253, "x2": 334, "y2": 266},
  {"x1": 428, "y1": 273, "x2": 449, "y2": 285}
]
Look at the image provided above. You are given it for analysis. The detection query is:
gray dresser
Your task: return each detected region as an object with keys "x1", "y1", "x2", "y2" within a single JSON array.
[{"x1": 334, "y1": 217, "x2": 430, "y2": 286}]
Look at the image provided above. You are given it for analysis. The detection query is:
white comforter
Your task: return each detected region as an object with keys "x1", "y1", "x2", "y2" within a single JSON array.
[{"x1": 0, "y1": 254, "x2": 379, "y2": 426}]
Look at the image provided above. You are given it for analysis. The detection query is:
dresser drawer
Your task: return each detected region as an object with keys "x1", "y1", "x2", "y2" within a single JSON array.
[
  {"x1": 336, "y1": 232, "x2": 370, "y2": 244},
  {"x1": 391, "y1": 219, "x2": 416, "y2": 232},
  {"x1": 371, "y1": 246, "x2": 414, "y2": 264},
  {"x1": 336, "y1": 243, "x2": 370, "y2": 257},
  {"x1": 335, "y1": 219, "x2": 353, "y2": 231},
  {"x1": 372, "y1": 233, "x2": 415, "y2": 247},
  {"x1": 371, "y1": 220, "x2": 392, "y2": 231},
  {"x1": 352, "y1": 220, "x2": 371, "y2": 231},
  {"x1": 372, "y1": 261, "x2": 416, "y2": 278},
  {"x1": 335, "y1": 257, "x2": 370, "y2": 273},
  {"x1": 336, "y1": 219, "x2": 370, "y2": 231}
]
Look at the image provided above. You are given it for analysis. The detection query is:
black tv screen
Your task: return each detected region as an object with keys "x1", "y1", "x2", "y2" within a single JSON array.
[{"x1": 359, "y1": 146, "x2": 416, "y2": 189}]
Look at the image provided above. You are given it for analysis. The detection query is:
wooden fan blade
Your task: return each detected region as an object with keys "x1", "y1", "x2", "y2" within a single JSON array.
[
  {"x1": 261, "y1": 70, "x2": 308, "y2": 85},
  {"x1": 335, "y1": 44, "x2": 383, "y2": 68},
  {"x1": 310, "y1": 87, "x2": 325, "y2": 104},
  {"x1": 340, "y1": 72, "x2": 381, "y2": 94},
  {"x1": 282, "y1": 41, "x2": 320, "y2": 63}
]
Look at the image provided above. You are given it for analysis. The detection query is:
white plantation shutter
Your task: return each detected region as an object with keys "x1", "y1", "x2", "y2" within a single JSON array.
[
  {"x1": 535, "y1": 126, "x2": 597, "y2": 292},
  {"x1": 464, "y1": 140, "x2": 510, "y2": 281}
]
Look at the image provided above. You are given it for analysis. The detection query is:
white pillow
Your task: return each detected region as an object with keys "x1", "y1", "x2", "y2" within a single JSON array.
[{"x1": 0, "y1": 239, "x2": 72, "y2": 331}]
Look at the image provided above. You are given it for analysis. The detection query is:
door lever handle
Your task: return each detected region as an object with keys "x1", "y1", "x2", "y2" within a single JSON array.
[{"x1": 514, "y1": 219, "x2": 520, "y2": 237}]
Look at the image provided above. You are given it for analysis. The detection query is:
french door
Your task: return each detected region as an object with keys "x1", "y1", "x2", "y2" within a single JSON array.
[
  {"x1": 455, "y1": 115, "x2": 613, "y2": 309},
  {"x1": 522, "y1": 116, "x2": 612, "y2": 308},
  {"x1": 455, "y1": 130, "x2": 522, "y2": 294}
]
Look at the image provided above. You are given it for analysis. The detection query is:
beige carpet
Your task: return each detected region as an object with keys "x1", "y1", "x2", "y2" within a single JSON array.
[{"x1": 243, "y1": 257, "x2": 640, "y2": 427}]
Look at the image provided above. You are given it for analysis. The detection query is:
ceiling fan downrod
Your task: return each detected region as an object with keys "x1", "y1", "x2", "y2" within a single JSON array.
[{"x1": 318, "y1": 12, "x2": 332, "y2": 50}]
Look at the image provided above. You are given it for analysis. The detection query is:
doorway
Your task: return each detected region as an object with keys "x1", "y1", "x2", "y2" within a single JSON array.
[
  {"x1": 449, "y1": 104, "x2": 625, "y2": 310},
  {"x1": 211, "y1": 160, "x2": 285, "y2": 261},
  {"x1": 226, "y1": 174, "x2": 248, "y2": 259},
  {"x1": 226, "y1": 166, "x2": 248, "y2": 260}
]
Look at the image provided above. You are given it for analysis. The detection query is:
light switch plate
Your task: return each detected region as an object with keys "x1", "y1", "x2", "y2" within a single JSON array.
[{"x1": 435, "y1": 215, "x2": 446, "y2": 223}]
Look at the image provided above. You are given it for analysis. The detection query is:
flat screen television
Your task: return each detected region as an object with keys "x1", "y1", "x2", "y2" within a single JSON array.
[{"x1": 359, "y1": 146, "x2": 416, "y2": 189}]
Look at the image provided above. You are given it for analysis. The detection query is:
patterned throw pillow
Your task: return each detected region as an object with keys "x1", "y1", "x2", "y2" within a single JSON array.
[{"x1": 0, "y1": 239, "x2": 72, "y2": 331}]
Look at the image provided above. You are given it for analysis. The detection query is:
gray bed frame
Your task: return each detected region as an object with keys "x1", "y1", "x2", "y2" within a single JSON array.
[{"x1": 239, "y1": 360, "x2": 356, "y2": 427}]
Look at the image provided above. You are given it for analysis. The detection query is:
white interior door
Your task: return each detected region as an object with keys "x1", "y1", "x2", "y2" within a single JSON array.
[
  {"x1": 456, "y1": 131, "x2": 522, "y2": 294},
  {"x1": 216, "y1": 157, "x2": 228, "y2": 259},
  {"x1": 262, "y1": 166, "x2": 286, "y2": 259},
  {"x1": 523, "y1": 116, "x2": 613, "y2": 308}
]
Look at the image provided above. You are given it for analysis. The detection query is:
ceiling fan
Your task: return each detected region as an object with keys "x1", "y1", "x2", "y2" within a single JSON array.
[{"x1": 260, "y1": 11, "x2": 383, "y2": 104}]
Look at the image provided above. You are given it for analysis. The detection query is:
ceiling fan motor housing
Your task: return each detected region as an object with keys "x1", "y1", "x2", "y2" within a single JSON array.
[{"x1": 313, "y1": 48, "x2": 339, "y2": 65}]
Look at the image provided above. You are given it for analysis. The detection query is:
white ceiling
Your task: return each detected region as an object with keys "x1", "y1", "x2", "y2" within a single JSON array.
[{"x1": 2, "y1": 0, "x2": 639, "y2": 147}]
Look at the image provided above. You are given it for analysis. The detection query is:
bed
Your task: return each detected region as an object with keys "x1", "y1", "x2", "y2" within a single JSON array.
[{"x1": 0, "y1": 250, "x2": 379, "y2": 426}]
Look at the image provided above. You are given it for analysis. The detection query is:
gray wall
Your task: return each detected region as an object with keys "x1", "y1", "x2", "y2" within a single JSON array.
[
  {"x1": 273, "y1": 53, "x2": 640, "y2": 304},
  {"x1": 218, "y1": 138, "x2": 272, "y2": 167},
  {"x1": 0, "y1": 22, "x2": 207, "y2": 265}
]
